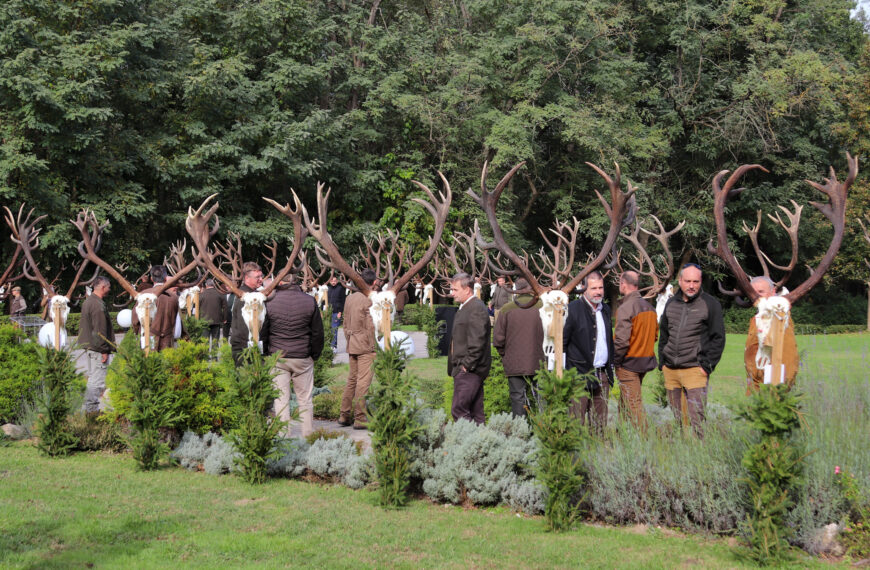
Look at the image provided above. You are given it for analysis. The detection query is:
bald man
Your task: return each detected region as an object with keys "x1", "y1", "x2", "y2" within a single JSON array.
[
  {"x1": 658, "y1": 264, "x2": 725, "y2": 435},
  {"x1": 744, "y1": 276, "x2": 799, "y2": 393}
]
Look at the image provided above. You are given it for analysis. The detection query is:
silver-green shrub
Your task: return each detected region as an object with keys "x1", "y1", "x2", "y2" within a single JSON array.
[
  {"x1": 306, "y1": 436, "x2": 373, "y2": 489},
  {"x1": 171, "y1": 431, "x2": 239, "y2": 475},
  {"x1": 267, "y1": 439, "x2": 311, "y2": 477},
  {"x1": 418, "y1": 413, "x2": 538, "y2": 506}
]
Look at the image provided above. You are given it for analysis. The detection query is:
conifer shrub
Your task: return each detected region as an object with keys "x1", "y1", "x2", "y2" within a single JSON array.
[
  {"x1": 738, "y1": 384, "x2": 805, "y2": 565},
  {"x1": 225, "y1": 348, "x2": 284, "y2": 484},
  {"x1": 368, "y1": 345, "x2": 422, "y2": 507},
  {"x1": 114, "y1": 342, "x2": 186, "y2": 470},
  {"x1": 181, "y1": 315, "x2": 210, "y2": 343},
  {"x1": 0, "y1": 324, "x2": 41, "y2": 423},
  {"x1": 418, "y1": 305, "x2": 442, "y2": 357},
  {"x1": 527, "y1": 367, "x2": 589, "y2": 531},
  {"x1": 34, "y1": 347, "x2": 83, "y2": 457},
  {"x1": 314, "y1": 308, "x2": 335, "y2": 388}
]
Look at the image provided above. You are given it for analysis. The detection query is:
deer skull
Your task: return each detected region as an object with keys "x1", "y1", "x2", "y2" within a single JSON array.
[{"x1": 369, "y1": 290, "x2": 396, "y2": 339}]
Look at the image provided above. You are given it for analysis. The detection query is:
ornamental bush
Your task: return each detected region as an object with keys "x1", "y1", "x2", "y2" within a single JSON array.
[
  {"x1": 34, "y1": 347, "x2": 83, "y2": 457},
  {"x1": 0, "y1": 324, "x2": 41, "y2": 423}
]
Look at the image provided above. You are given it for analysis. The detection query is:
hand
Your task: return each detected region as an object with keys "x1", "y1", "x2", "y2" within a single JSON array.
[
  {"x1": 101, "y1": 353, "x2": 109, "y2": 364},
  {"x1": 337, "y1": 312, "x2": 341, "y2": 319}
]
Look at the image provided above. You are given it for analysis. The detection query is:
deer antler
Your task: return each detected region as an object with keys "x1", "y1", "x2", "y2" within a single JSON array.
[
  {"x1": 4, "y1": 205, "x2": 56, "y2": 299},
  {"x1": 619, "y1": 215, "x2": 686, "y2": 298},
  {"x1": 261, "y1": 194, "x2": 308, "y2": 291}
]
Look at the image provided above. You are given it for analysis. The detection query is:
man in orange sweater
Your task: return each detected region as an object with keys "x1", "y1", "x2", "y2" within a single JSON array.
[
  {"x1": 744, "y1": 276, "x2": 799, "y2": 394},
  {"x1": 613, "y1": 271, "x2": 658, "y2": 428}
]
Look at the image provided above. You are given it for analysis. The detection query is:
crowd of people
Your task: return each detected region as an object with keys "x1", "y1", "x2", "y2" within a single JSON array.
[{"x1": 12, "y1": 258, "x2": 799, "y2": 437}]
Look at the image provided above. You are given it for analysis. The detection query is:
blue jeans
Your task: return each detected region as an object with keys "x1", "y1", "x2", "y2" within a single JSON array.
[{"x1": 331, "y1": 313, "x2": 341, "y2": 348}]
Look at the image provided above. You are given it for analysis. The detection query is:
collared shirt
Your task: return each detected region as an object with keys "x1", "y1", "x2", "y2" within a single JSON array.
[
  {"x1": 585, "y1": 296, "x2": 608, "y2": 368},
  {"x1": 459, "y1": 295, "x2": 475, "y2": 311}
]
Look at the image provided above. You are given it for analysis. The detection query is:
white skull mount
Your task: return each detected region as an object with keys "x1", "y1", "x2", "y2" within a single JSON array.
[
  {"x1": 240, "y1": 292, "x2": 267, "y2": 348},
  {"x1": 369, "y1": 290, "x2": 397, "y2": 340},
  {"x1": 754, "y1": 295, "x2": 791, "y2": 370},
  {"x1": 655, "y1": 284, "x2": 674, "y2": 322},
  {"x1": 178, "y1": 286, "x2": 200, "y2": 311},
  {"x1": 49, "y1": 295, "x2": 71, "y2": 326},
  {"x1": 538, "y1": 290, "x2": 569, "y2": 356},
  {"x1": 423, "y1": 284, "x2": 434, "y2": 306},
  {"x1": 135, "y1": 293, "x2": 159, "y2": 349}
]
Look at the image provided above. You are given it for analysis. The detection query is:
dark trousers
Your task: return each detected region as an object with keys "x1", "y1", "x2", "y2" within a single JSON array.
[
  {"x1": 207, "y1": 324, "x2": 221, "y2": 341},
  {"x1": 569, "y1": 369, "x2": 610, "y2": 435},
  {"x1": 508, "y1": 375, "x2": 538, "y2": 417},
  {"x1": 452, "y1": 370, "x2": 485, "y2": 425},
  {"x1": 330, "y1": 313, "x2": 341, "y2": 348}
]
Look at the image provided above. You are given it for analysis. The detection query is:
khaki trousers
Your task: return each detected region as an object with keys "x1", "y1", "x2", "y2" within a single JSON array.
[
  {"x1": 341, "y1": 352, "x2": 375, "y2": 425},
  {"x1": 273, "y1": 357, "x2": 315, "y2": 438},
  {"x1": 615, "y1": 367, "x2": 646, "y2": 430},
  {"x1": 569, "y1": 370, "x2": 610, "y2": 435},
  {"x1": 663, "y1": 366, "x2": 708, "y2": 436}
]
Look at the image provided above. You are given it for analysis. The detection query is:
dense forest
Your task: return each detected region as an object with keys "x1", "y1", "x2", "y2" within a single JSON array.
[{"x1": 1, "y1": 0, "x2": 868, "y2": 311}]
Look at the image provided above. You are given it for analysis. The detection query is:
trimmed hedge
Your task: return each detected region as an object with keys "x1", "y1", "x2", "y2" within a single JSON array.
[{"x1": 0, "y1": 311, "x2": 127, "y2": 336}]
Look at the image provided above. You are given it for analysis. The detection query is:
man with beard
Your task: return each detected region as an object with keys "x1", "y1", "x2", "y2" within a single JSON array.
[
  {"x1": 658, "y1": 264, "x2": 725, "y2": 435},
  {"x1": 563, "y1": 271, "x2": 613, "y2": 433}
]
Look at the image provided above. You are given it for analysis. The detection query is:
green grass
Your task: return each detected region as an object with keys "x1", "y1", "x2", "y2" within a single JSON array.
[{"x1": 0, "y1": 444, "x2": 831, "y2": 569}]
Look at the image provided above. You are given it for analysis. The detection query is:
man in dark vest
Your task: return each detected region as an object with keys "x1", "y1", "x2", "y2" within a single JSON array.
[
  {"x1": 78, "y1": 276, "x2": 114, "y2": 412},
  {"x1": 448, "y1": 272, "x2": 491, "y2": 424},
  {"x1": 493, "y1": 278, "x2": 545, "y2": 417},
  {"x1": 326, "y1": 275, "x2": 346, "y2": 349},
  {"x1": 229, "y1": 262, "x2": 263, "y2": 364},
  {"x1": 198, "y1": 278, "x2": 227, "y2": 345},
  {"x1": 563, "y1": 271, "x2": 614, "y2": 434}
]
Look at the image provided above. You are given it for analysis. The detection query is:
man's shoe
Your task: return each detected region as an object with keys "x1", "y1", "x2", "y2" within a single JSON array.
[
  {"x1": 337, "y1": 418, "x2": 352, "y2": 427},
  {"x1": 352, "y1": 423, "x2": 367, "y2": 430}
]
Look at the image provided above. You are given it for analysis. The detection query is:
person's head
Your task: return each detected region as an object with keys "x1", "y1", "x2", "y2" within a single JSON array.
[
  {"x1": 750, "y1": 276, "x2": 776, "y2": 299},
  {"x1": 514, "y1": 277, "x2": 529, "y2": 292},
  {"x1": 93, "y1": 276, "x2": 111, "y2": 298},
  {"x1": 582, "y1": 271, "x2": 605, "y2": 305},
  {"x1": 678, "y1": 263, "x2": 703, "y2": 299},
  {"x1": 619, "y1": 271, "x2": 639, "y2": 296},
  {"x1": 242, "y1": 262, "x2": 263, "y2": 289},
  {"x1": 329, "y1": 275, "x2": 338, "y2": 286},
  {"x1": 450, "y1": 272, "x2": 474, "y2": 304},
  {"x1": 11, "y1": 286, "x2": 20, "y2": 297},
  {"x1": 205, "y1": 278, "x2": 215, "y2": 289},
  {"x1": 361, "y1": 268, "x2": 376, "y2": 286},
  {"x1": 150, "y1": 265, "x2": 167, "y2": 284},
  {"x1": 496, "y1": 276, "x2": 506, "y2": 287}
]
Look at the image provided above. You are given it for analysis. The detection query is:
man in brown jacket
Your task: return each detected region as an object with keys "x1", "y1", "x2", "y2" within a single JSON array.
[
  {"x1": 744, "y1": 276, "x2": 799, "y2": 393},
  {"x1": 613, "y1": 271, "x2": 658, "y2": 428},
  {"x1": 8, "y1": 286, "x2": 26, "y2": 317},
  {"x1": 198, "y1": 278, "x2": 227, "y2": 344},
  {"x1": 78, "y1": 276, "x2": 114, "y2": 412},
  {"x1": 131, "y1": 265, "x2": 179, "y2": 352},
  {"x1": 340, "y1": 268, "x2": 377, "y2": 429},
  {"x1": 493, "y1": 278, "x2": 544, "y2": 417},
  {"x1": 448, "y1": 272, "x2": 491, "y2": 424},
  {"x1": 488, "y1": 276, "x2": 512, "y2": 321}
]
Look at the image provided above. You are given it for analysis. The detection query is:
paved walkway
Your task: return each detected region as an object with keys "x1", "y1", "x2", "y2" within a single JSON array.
[{"x1": 289, "y1": 419, "x2": 372, "y2": 449}]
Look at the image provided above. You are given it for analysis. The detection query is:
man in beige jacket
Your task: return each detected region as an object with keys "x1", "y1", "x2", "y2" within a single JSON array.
[{"x1": 340, "y1": 268, "x2": 377, "y2": 429}]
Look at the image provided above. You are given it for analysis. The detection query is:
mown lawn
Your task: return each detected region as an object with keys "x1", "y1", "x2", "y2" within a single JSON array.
[{"x1": 0, "y1": 445, "x2": 833, "y2": 569}]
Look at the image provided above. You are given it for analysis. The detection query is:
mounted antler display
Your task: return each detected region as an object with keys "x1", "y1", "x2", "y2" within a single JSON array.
[
  {"x1": 707, "y1": 153, "x2": 857, "y2": 305},
  {"x1": 617, "y1": 215, "x2": 686, "y2": 299},
  {"x1": 292, "y1": 178, "x2": 451, "y2": 344}
]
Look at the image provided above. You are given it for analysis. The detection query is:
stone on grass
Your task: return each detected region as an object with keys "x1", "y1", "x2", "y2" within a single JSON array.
[
  {"x1": 2, "y1": 423, "x2": 26, "y2": 440},
  {"x1": 811, "y1": 523, "x2": 845, "y2": 556}
]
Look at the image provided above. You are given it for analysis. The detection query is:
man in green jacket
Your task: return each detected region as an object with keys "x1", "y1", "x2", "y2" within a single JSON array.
[{"x1": 78, "y1": 276, "x2": 114, "y2": 413}]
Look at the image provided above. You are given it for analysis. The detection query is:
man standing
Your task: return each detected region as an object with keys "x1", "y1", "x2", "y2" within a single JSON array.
[
  {"x1": 9, "y1": 286, "x2": 26, "y2": 317},
  {"x1": 493, "y1": 278, "x2": 545, "y2": 417},
  {"x1": 448, "y1": 272, "x2": 491, "y2": 424},
  {"x1": 198, "y1": 278, "x2": 227, "y2": 345},
  {"x1": 132, "y1": 265, "x2": 179, "y2": 352},
  {"x1": 326, "y1": 275, "x2": 346, "y2": 350},
  {"x1": 613, "y1": 271, "x2": 658, "y2": 428},
  {"x1": 229, "y1": 262, "x2": 263, "y2": 363},
  {"x1": 744, "y1": 276, "x2": 799, "y2": 393},
  {"x1": 78, "y1": 276, "x2": 114, "y2": 413},
  {"x1": 489, "y1": 276, "x2": 512, "y2": 320},
  {"x1": 340, "y1": 269, "x2": 377, "y2": 429},
  {"x1": 658, "y1": 264, "x2": 725, "y2": 434},
  {"x1": 563, "y1": 271, "x2": 614, "y2": 432},
  {"x1": 263, "y1": 274, "x2": 324, "y2": 438}
]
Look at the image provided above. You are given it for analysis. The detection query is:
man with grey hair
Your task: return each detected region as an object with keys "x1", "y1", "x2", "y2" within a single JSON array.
[
  {"x1": 744, "y1": 276, "x2": 799, "y2": 393},
  {"x1": 658, "y1": 263, "x2": 725, "y2": 435},
  {"x1": 78, "y1": 276, "x2": 114, "y2": 412},
  {"x1": 448, "y1": 272, "x2": 491, "y2": 424},
  {"x1": 563, "y1": 270, "x2": 614, "y2": 433}
]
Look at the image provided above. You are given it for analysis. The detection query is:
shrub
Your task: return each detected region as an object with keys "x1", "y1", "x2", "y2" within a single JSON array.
[
  {"x1": 67, "y1": 412, "x2": 127, "y2": 452},
  {"x1": 738, "y1": 384, "x2": 805, "y2": 565},
  {"x1": 368, "y1": 345, "x2": 422, "y2": 507},
  {"x1": 0, "y1": 324, "x2": 41, "y2": 423},
  {"x1": 267, "y1": 439, "x2": 311, "y2": 478},
  {"x1": 417, "y1": 305, "x2": 442, "y2": 357},
  {"x1": 401, "y1": 304, "x2": 424, "y2": 329},
  {"x1": 313, "y1": 387, "x2": 341, "y2": 420},
  {"x1": 418, "y1": 413, "x2": 538, "y2": 506},
  {"x1": 314, "y1": 308, "x2": 335, "y2": 388},
  {"x1": 171, "y1": 431, "x2": 240, "y2": 475},
  {"x1": 307, "y1": 436, "x2": 372, "y2": 489},
  {"x1": 225, "y1": 348, "x2": 285, "y2": 484},
  {"x1": 34, "y1": 347, "x2": 83, "y2": 457},
  {"x1": 182, "y1": 315, "x2": 210, "y2": 343},
  {"x1": 527, "y1": 367, "x2": 589, "y2": 531}
]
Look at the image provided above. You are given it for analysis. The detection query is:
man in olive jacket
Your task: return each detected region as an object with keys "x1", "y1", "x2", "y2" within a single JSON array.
[
  {"x1": 198, "y1": 278, "x2": 227, "y2": 344},
  {"x1": 448, "y1": 272, "x2": 491, "y2": 424},
  {"x1": 493, "y1": 278, "x2": 544, "y2": 417},
  {"x1": 79, "y1": 276, "x2": 114, "y2": 412},
  {"x1": 658, "y1": 264, "x2": 725, "y2": 435},
  {"x1": 613, "y1": 271, "x2": 658, "y2": 428},
  {"x1": 340, "y1": 268, "x2": 377, "y2": 428}
]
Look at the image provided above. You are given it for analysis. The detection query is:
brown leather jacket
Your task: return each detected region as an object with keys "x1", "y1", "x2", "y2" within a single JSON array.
[{"x1": 343, "y1": 291, "x2": 376, "y2": 355}]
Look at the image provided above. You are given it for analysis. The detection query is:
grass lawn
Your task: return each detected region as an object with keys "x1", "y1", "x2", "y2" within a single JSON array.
[{"x1": 0, "y1": 444, "x2": 833, "y2": 569}]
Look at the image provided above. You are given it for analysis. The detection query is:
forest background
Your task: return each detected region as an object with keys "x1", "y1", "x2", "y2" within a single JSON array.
[{"x1": 1, "y1": 0, "x2": 869, "y2": 313}]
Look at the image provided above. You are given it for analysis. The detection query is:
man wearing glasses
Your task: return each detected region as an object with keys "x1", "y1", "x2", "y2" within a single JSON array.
[
  {"x1": 230, "y1": 262, "x2": 264, "y2": 364},
  {"x1": 658, "y1": 263, "x2": 725, "y2": 435}
]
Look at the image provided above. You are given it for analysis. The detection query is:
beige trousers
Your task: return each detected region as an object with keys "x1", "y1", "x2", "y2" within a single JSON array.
[
  {"x1": 342, "y1": 352, "x2": 376, "y2": 425},
  {"x1": 273, "y1": 357, "x2": 315, "y2": 438}
]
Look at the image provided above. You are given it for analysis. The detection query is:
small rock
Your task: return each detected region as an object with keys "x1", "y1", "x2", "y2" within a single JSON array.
[
  {"x1": 2, "y1": 423, "x2": 26, "y2": 440},
  {"x1": 812, "y1": 523, "x2": 845, "y2": 556}
]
